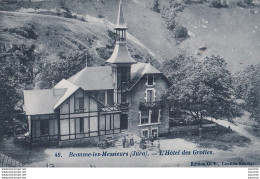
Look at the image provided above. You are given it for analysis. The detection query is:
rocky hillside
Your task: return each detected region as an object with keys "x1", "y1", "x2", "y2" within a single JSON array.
[
  {"x1": 1, "y1": 0, "x2": 259, "y2": 72},
  {"x1": 0, "y1": 0, "x2": 259, "y2": 91}
]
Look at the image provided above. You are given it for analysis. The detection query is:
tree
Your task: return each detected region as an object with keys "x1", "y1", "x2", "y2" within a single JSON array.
[
  {"x1": 233, "y1": 64, "x2": 260, "y2": 122},
  {"x1": 151, "y1": 0, "x2": 160, "y2": 13},
  {"x1": 35, "y1": 50, "x2": 90, "y2": 89},
  {"x1": 163, "y1": 55, "x2": 241, "y2": 125},
  {"x1": 0, "y1": 43, "x2": 38, "y2": 138},
  {"x1": 174, "y1": 25, "x2": 189, "y2": 41}
]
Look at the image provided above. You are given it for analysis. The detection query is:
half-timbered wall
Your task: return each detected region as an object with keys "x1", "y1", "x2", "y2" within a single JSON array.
[{"x1": 30, "y1": 114, "x2": 59, "y2": 142}]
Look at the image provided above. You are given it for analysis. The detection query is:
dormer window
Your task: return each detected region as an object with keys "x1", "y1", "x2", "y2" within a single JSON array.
[{"x1": 147, "y1": 75, "x2": 154, "y2": 86}]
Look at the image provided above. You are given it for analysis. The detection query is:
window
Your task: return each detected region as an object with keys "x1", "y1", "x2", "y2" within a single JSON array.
[
  {"x1": 141, "y1": 110, "x2": 149, "y2": 124},
  {"x1": 79, "y1": 98, "x2": 84, "y2": 109},
  {"x1": 151, "y1": 109, "x2": 159, "y2": 123},
  {"x1": 147, "y1": 89, "x2": 154, "y2": 102},
  {"x1": 40, "y1": 120, "x2": 49, "y2": 136},
  {"x1": 151, "y1": 128, "x2": 158, "y2": 137},
  {"x1": 80, "y1": 118, "x2": 84, "y2": 133},
  {"x1": 118, "y1": 68, "x2": 130, "y2": 90},
  {"x1": 121, "y1": 70, "x2": 127, "y2": 84},
  {"x1": 107, "y1": 90, "x2": 114, "y2": 105},
  {"x1": 142, "y1": 129, "x2": 149, "y2": 138},
  {"x1": 121, "y1": 92, "x2": 127, "y2": 103},
  {"x1": 147, "y1": 75, "x2": 154, "y2": 86},
  {"x1": 75, "y1": 97, "x2": 84, "y2": 112},
  {"x1": 75, "y1": 91, "x2": 84, "y2": 113},
  {"x1": 98, "y1": 91, "x2": 106, "y2": 105}
]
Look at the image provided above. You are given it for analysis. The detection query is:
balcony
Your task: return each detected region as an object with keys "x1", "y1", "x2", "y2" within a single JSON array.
[
  {"x1": 100, "y1": 103, "x2": 129, "y2": 112},
  {"x1": 139, "y1": 101, "x2": 162, "y2": 110}
]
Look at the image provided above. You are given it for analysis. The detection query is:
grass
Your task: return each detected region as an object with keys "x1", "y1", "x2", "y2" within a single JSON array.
[
  {"x1": 0, "y1": 137, "x2": 48, "y2": 165},
  {"x1": 167, "y1": 124, "x2": 251, "y2": 151},
  {"x1": 183, "y1": 129, "x2": 251, "y2": 151},
  {"x1": 244, "y1": 124, "x2": 260, "y2": 138}
]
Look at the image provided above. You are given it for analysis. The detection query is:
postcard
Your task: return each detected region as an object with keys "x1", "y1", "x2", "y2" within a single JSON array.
[{"x1": 0, "y1": 0, "x2": 259, "y2": 168}]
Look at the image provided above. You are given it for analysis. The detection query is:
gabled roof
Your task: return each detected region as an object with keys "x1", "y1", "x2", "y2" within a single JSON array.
[
  {"x1": 142, "y1": 63, "x2": 162, "y2": 74},
  {"x1": 130, "y1": 62, "x2": 162, "y2": 89},
  {"x1": 106, "y1": 42, "x2": 137, "y2": 64},
  {"x1": 23, "y1": 88, "x2": 66, "y2": 115},
  {"x1": 53, "y1": 79, "x2": 79, "y2": 110},
  {"x1": 67, "y1": 66, "x2": 113, "y2": 90}
]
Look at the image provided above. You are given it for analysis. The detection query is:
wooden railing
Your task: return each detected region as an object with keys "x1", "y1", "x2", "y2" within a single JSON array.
[
  {"x1": 100, "y1": 103, "x2": 129, "y2": 112},
  {"x1": 0, "y1": 153, "x2": 23, "y2": 167}
]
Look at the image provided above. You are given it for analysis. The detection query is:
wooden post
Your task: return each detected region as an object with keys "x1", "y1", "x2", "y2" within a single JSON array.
[
  {"x1": 30, "y1": 116, "x2": 33, "y2": 149},
  {"x1": 105, "y1": 115, "x2": 106, "y2": 135},
  {"x1": 58, "y1": 112, "x2": 60, "y2": 141},
  {"x1": 98, "y1": 110, "x2": 100, "y2": 136}
]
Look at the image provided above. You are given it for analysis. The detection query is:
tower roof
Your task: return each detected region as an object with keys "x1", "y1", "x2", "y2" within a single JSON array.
[
  {"x1": 115, "y1": 0, "x2": 127, "y2": 29},
  {"x1": 106, "y1": 42, "x2": 136, "y2": 64},
  {"x1": 106, "y1": 0, "x2": 136, "y2": 65}
]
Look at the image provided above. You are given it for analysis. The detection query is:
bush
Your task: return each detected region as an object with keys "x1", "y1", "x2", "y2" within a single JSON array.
[
  {"x1": 151, "y1": 0, "x2": 160, "y2": 13},
  {"x1": 210, "y1": 0, "x2": 228, "y2": 8},
  {"x1": 237, "y1": 0, "x2": 254, "y2": 8},
  {"x1": 98, "y1": 14, "x2": 104, "y2": 18},
  {"x1": 174, "y1": 25, "x2": 189, "y2": 40}
]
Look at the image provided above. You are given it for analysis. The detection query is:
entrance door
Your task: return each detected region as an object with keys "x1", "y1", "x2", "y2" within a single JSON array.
[
  {"x1": 120, "y1": 114, "x2": 128, "y2": 130},
  {"x1": 151, "y1": 128, "x2": 158, "y2": 138}
]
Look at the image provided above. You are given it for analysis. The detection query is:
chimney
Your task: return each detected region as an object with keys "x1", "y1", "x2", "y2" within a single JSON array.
[
  {"x1": 52, "y1": 80, "x2": 55, "y2": 96},
  {"x1": 86, "y1": 55, "x2": 88, "y2": 67}
]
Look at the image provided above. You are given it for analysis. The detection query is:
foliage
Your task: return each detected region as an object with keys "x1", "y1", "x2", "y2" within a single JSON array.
[
  {"x1": 233, "y1": 64, "x2": 260, "y2": 122},
  {"x1": 160, "y1": 54, "x2": 196, "y2": 84},
  {"x1": 210, "y1": 0, "x2": 228, "y2": 8},
  {"x1": 237, "y1": 0, "x2": 254, "y2": 8},
  {"x1": 35, "y1": 50, "x2": 91, "y2": 89},
  {"x1": 162, "y1": 55, "x2": 242, "y2": 124},
  {"x1": 0, "y1": 43, "x2": 39, "y2": 138},
  {"x1": 174, "y1": 25, "x2": 189, "y2": 41},
  {"x1": 151, "y1": 0, "x2": 160, "y2": 13},
  {"x1": 161, "y1": 5, "x2": 177, "y2": 31}
]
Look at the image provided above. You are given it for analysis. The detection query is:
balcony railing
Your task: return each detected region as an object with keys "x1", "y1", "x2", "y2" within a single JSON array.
[
  {"x1": 99, "y1": 103, "x2": 129, "y2": 112},
  {"x1": 139, "y1": 101, "x2": 162, "y2": 109}
]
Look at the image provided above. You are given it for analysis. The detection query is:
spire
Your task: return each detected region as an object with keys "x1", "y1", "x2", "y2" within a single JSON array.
[
  {"x1": 106, "y1": 0, "x2": 136, "y2": 65},
  {"x1": 115, "y1": 0, "x2": 127, "y2": 29}
]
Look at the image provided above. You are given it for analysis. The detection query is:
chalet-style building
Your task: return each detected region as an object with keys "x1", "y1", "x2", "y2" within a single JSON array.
[{"x1": 23, "y1": 0, "x2": 171, "y2": 146}]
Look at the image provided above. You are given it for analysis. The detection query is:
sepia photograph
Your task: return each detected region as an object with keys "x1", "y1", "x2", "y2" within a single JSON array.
[{"x1": 0, "y1": 0, "x2": 259, "y2": 168}]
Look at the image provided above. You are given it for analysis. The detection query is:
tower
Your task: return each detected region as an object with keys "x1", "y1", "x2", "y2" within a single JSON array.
[{"x1": 106, "y1": 0, "x2": 136, "y2": 105}]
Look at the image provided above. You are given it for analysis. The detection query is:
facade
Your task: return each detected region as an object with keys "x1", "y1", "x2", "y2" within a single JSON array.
[{"x1": 23, "y1": 0, "x2": 171, "y2": 146}]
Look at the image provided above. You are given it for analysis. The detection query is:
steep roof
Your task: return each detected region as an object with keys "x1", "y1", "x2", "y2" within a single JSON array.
[
  {"x1": 106, "y1": 42, "x2": 136, "y2": 64},
  {"x1": 67, "y1": 66, "x2": 113, "y2": 90},
  {"x1": 23, "y1": 62, "x2": 168, "y2": 115},
  {"x1": 23, "y1": 88, "x2": 66, "y2": 115},
  {"x1": 130, "y1": 62, "x2": 162, "y2": 88},
  {"x1": 53, "y1": 79, "x2": 79, "y2": 110},
  {"x1": 115, "y1": 0, "x2": 127, "y2": 29}
]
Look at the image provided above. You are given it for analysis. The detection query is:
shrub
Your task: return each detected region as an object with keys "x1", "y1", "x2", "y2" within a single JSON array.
[
  {"x1": 98, "y1": 14, "x2": 104, "y2": 18},
  {"x1": 151, "y1": 0, "x2": 160, "y2": 13},
  {"x1": 210, "y1": 0, "x2": 228, "y2": 8},
  {"x1": 174, "y1": 25, "x2": 189, "y2": 40}
]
